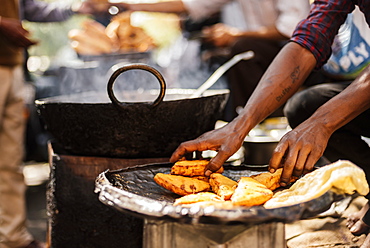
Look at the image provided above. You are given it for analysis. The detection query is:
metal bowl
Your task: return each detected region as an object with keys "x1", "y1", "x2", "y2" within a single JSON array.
[{"x1": 243, "y1": 136, "x2": 279, "y2": 165}]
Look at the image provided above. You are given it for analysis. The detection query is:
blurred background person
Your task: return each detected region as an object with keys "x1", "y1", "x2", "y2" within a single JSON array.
[
  {"x1": 0, "y1": 1, "x2": 102, "y2": 247},
  {"x1": 116, "y1": 0, "x2": 311, "y2": 121}
]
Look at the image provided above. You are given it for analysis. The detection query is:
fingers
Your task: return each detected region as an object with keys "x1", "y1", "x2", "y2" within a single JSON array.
[
  {"x1": 202, "y1": 25, "x2": 225, "y2": 45},
  {"x1": 293, "y1": 150, "x2": 309, "y2": 177},
  {"x1": 169, "y1": 139, "x2": 227, "y2": 169},
  {"x1": 269, "y1": 141, "x2": 288, "y2": 173},
  {"x1": 277, "y1": 144, "x2": 298, "y2": 187},
  {"x1": 201, "y1": 27, "x2": 213, "y2": 41},
  {"x1": 170, "y1": 136, "x2": 232, "y2": 176},
  {"x1": 304, "y1": 150, "x2": 320, "y2": 174},
  {"x1": 204, "y1": 150, "x2": 230, "y2": 176},
  {"x1": 280, "y1": 148, "x2": 311, "y2": 186},
  {"x1": 170, "y1": 139, "x2": 210, "y2": 163},
  {"x1": 9, "y1": 28, "x2": 37, "y2": 47},
  {"x1": 11, "y1": 38, "x2": 34, "y2": 48},
  {"x1": 20, "y1": 37, "x2": 38, "y2": 48},
  {"x1": 169, "y1": 141, "x2": 196, "y2": 163},
  {"x1": 270, "y1": 138, "x2": 319, "y2": 187},
  {"x1": 349, "y1": 219, "x2": 370, "y2": 235}
]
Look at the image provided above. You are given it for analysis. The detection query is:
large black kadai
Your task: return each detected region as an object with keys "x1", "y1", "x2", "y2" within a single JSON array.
[{"x1": 35, "y1": 63, "x2": 229, "y2": 159}]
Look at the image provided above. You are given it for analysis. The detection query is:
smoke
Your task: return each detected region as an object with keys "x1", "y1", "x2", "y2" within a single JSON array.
[{"x1": 38, "y1": 35, "x2": 228, "y2": 103}]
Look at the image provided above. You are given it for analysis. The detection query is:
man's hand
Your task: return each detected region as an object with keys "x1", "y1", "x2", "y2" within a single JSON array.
[
  {"x1": 202, "y1": 23, "x2": 241, "y2": 47},
  {"x1": 74, "y1": 1, "x2": 111, "y2": 15},
  {"x1": 170, "y1": 121, "x2": 247, "y2": 176},
  {"x1": 269, "y1": 121, "x2": 331, "y2": 186},
  {"x1": 0, "y1": 17, "x2": 37, "y2": 48}
]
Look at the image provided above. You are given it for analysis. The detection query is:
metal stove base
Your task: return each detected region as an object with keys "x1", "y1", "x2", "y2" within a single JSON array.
[{"x1": 47, "y1": 142, "x2": 169, "y2": 248}]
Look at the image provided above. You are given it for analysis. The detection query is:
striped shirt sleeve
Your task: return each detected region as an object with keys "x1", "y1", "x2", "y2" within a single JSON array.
[{"x1": 291, "y1": 0, "x2": 356, "y2": 69}]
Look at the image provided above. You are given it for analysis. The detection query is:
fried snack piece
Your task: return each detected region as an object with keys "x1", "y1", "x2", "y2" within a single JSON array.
[
  {"x1": 68, "y1": 29, "x2": 112, "y2": 54},
  {"x1": 180, "y1": 200, "x2": 235, "y2": 209},
  {"x1": 81, "y1": 19, "x2": 112, "y2": 46},
  {"x1": 105, "y1": 12, "x2": 155, "y2": 52},
  {"x1": 68, "y1": 19, "x2": 116, "y2": 55},
  {"x1": 173, "y1": 192, "x2": 222, "y2": 206},
  {"x1": 70, "y1": 40, "x2": 102, "y2": 56},
  {"x1": 209, "y1": 173, "x2": 238, "y2": 200},
  {"x1": 190, "y1": 176, "x2": 209, "y2": 183},
  {"x1": 250, "y1": 168, "x2": 283, "y2": 191},
  {"x1": 217, "y1": 185, "x2": 236, "y2": 201},
  {"x1": 171, "y1": 160, "x2": 224, "y2": 176},
  {"x1": 251, "y1": 169, "x2": 298, "y2": 190},
  {"x1": 231, "y1": 177, "x2": 273, "y2": 206},
  {"x1": 154, "y1": 173, "x2": 210, "y2": 196}
]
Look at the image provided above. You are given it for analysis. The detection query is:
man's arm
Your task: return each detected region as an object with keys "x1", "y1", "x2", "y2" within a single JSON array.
[
  {"x1": 22, "y1": 0, "x2": 75, "y2": 22},
  {"x1": 170, "y1": 42, "x2": 317, "y2": 174},
  {"x1": 202, "y1": 24, "x2": 287, "y2": 47},
  {"x1": 117, "y1": 1, "x2": 187, "y2": 14},
  {"x1": 270, "y1": 63, "x2": 370, "y2": 185},
  {"x1": 0, "y1": 17, "x2": 37, "y2": 47},
  {"x1": 237, "y1": 42, "x2": 316, "y2": 130},
  {"x1": 201, "y1": 0, "x2": 311, "y2": 47},
  {"x1": 22, "y1": 0, "x2": 101, "y2": 22}
]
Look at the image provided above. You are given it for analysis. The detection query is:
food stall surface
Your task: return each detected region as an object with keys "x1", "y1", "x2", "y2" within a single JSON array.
[
  {"x1": 286, "y1": 196, "x2": 367, "y2": 247},
  {"x1": 24, "y1": 159, "x2": 368, "y2": 248}
]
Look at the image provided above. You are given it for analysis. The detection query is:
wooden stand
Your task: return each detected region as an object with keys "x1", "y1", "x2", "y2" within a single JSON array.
[{"x1": 143, "y1": 219, "x2": 286, "y2": 248}]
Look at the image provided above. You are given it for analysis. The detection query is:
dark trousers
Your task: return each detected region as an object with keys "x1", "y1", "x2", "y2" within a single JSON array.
[
  {"x1": 224, "y1": 37, "x2": 283, "y2": 121},
  {"x1": 284, "y1": 82, "x2": 370, "y2": 223},
  {"x1": 284, "y1": 82, "x2": 370, "y2": 171}
]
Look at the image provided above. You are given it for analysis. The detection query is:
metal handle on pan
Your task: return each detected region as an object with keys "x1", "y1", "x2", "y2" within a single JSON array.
[
  {"x1": 190, "y1": 50, "x2": 254, "y2": 98},
  {"x1": 107, "y1": 63, "x2": 166, "y2": 109}
]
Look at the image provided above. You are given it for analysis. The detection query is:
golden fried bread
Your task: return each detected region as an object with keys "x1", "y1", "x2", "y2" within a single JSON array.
[
  {"x1": 173, "y1": 192, "x2": 222, "y2": 206},
  {"x1": 180, "y1": 200, "x2": 235, "y2": 209},
  {"x1": 264, "y1": 160, "x2": 370, "y2": 209},
  {"x1": 105, "y1": 12, "x2": 155, "y2": 52},
  {"x1": 154, "y1": 173, "x2": 210, "y2": 196},
  {"x1": 171, "y1": 160, "x2": 224, "y2": 176},
  {"x1": 231, "y1": 177, "x2": 273, "y2": 206},
  {"x1": 190, "y1": 176, "x2": 209, "y2": 182},
  {"x1": 250, "y1": 168, "x2": 283, "y2": 191},
  {"x1": 216, "y1": 185, "x2": 236, "y2": 201},
  {"x1": 209, "y1": 173, "x2": 238, "y2": 200}
]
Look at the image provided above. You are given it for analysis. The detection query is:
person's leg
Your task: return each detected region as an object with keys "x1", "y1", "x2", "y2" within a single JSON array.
[
  {"x1": 346, "y1": 192, "x2": 370, "y2": 237},
  {"x1": 284, "y1": 82, "x2": 350, "y2": 128},
  {"x1": 347, "y1": 199, "x2": 370, "y2": 235},
  {"x1": 224, "y1": 37, "x2": 282, "y2": 121},
  {"x1": 0, "y1": 66, "x2": 33, "y2": 248},
  {"x1": 360, "y1": 233, "x2": 370, "y2": 248}
]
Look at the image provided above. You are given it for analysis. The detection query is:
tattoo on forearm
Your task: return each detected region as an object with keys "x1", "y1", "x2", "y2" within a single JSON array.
[
  {"x1": 276, "y1": 66, "x2": 300, "y2": 102},
  {"x1": 276, "y1": 86, "x2": 292, "y2": 102},
  {"x1": 291, "y1": 66, "x2": 300, "y2": 84}
]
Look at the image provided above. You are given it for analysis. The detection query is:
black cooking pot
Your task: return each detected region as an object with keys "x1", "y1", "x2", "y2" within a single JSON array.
[{"x1": 35, "y1": 63, "x2": 229, "y2": 158}]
